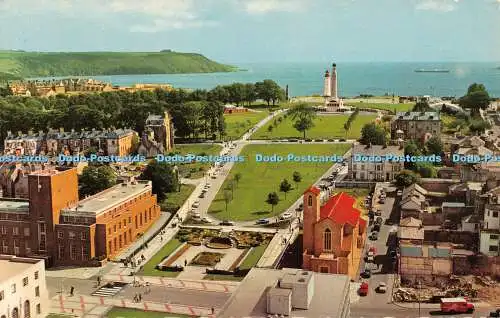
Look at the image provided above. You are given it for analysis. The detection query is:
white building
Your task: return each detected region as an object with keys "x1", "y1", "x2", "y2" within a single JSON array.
[
  {"x1": 322, "y1": 63, "x2": 348, "y2": 112},
  {"x1": 479, "y1": 187, "x2": 500, "y2": 256},
  {"x1": 0, "y1": 255, "x2": 49, "y2": 318},
  {"x1": 348, "y1": 144, "x2": 404, "y2": 181}
]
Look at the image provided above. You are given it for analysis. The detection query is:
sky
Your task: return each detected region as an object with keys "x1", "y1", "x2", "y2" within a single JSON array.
[{"x1": 0, "y1": 0, "x2": 499, "y2": 63}]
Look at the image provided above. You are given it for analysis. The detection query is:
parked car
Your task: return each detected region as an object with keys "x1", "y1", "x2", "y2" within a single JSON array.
[
  {"x1": 201, "y1": 217, "x2": 212, "y2": 223},
  {"x1": 377, "y1": 282, "x2": 387, "y2": 293},
  {"x1": 440, "y1": 297, "x2": 474, "y2": 314},
  {"x1": 198, "y1": 193, "x2": 205, "y2": 198},
  {"x1": 256, "y1": 219, "x2": 270, "y2": 225},
  {"x1": 211, "y1": 174, "x2": 217, "y2": 179},
  {"x1": 280, "y1": 212, "x2": 293, "y2": 220},
  {"x1": 489, "y1": 309, "x2": 500, "y2": 317},
  {"x1": 192, "y1": 201, "x2": 200, "y2": 208},
  {"x1": 397, "y1": 190, "x2": 403, "y2": 196},
  {"x1": 379, "y1": 197, "x2": 385, "y2": 204},
  {"x1": 369, "y1": 232, "x2": 379, "y2": 240},
  {"x1": 360, "y1": 268, "x2": 372, "y2": 278},
  {"x1": 366, "y1": 255, "x2": 375, "y2": 263},
  {"x1": 369, "y1": 246, "x2": 377, "y2": 254},
  {"x1": 339, "y1": 138, "x2": 346, "y2": 142},
  {"x1": 375, "y1": 216, "x2": 383, "y2": 224},
  {"x1": 219, "y1": 220, "x2": 235, "y2": 226},
  {"x1": 192, "y1": 212, "x2": 201, "y2": 219},
  {"x1": 372, "y1": 224, "x2": 381, "y2": 232},
  {"x1": 359, "y1": 282, "x2": 369, "y2": 296},
  {"x1": 374, "y1": 209, "x2": 382, "y2": 216}
]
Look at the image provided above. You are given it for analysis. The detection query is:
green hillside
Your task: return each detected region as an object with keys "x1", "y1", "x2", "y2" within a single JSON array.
[{"x1": 0, "y1": 50, "x2": 237, "y2": 78}]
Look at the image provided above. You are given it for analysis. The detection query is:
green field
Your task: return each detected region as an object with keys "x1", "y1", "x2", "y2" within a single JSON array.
[
  {"x1": 106, "y1": 308, "x2": 196, "y2": 318},
  {"x1": 0, "y1": 50, "x2": 235, "y2": 77},
  {"x1": 345, "y1": 102, "x2": 414, "y2": 112},
  {"x1": 239, "y1": 244, "x2": 269, "y2": 270},
  {"x1": 252, "y1": 114, "x2": 376, "y2": 140},
  {"x1": 173, "y1": 144, "x2": 222, "y2": 178},
  {"x1": 161, "y1": 184, "x2": 196, "y2": 213},
  {"x1": 223, "y1": 111, "x2": 268, "y2": 140},
  {"x1": 208, "y1": 144, "x2": 350, "y2": 221},
  {"x1": 140, "y1": 239, "x2": 183, "y2": 277}
]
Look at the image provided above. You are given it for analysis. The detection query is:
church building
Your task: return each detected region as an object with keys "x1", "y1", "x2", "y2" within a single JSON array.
[{"x1": 302, "y1": 186, "x2": 367, "y2": 279}]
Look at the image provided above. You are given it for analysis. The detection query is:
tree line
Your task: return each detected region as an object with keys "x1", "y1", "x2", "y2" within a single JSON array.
[{"x1": 0, "y1": 79, "x2": 286, "y2": 142}]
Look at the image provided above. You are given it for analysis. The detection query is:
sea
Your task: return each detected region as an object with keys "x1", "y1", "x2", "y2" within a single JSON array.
[{"x1": 61, "y1": 62, "x2": 500, "y2": 98}]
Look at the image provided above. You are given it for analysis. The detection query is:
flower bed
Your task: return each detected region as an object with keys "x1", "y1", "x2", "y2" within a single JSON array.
[{"x1": 190, "y1": 252, "x2": 225, "y2": 267}]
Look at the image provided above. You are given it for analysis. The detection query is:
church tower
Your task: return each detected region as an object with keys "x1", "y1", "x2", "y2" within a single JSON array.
[
  {"x1": 302, "y1": 186, "x2": 321, "y2": 253},
  {"x1": 323, "y1": 70, "x2": 331, "y2": 97},
  {"x1": 330, "y1": 63, "x2": 338, "y2": 100}
]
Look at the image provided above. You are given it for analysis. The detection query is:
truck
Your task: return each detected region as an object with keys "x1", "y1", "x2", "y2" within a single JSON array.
[{"x1": 440, "y1": 297, "x2": 474, "y2": 314}]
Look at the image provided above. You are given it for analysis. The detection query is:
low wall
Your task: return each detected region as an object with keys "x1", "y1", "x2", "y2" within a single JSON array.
[{"x1": 160, "y1": 243, "x2": 190, "y2": 267}]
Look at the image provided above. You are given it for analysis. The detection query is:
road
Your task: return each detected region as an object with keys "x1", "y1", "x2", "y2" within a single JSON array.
[{"x1": 351, "y1": 306, "x2": 493, "y2": 318}]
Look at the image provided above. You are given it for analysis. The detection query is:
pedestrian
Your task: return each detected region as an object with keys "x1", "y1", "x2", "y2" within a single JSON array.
[
  {"x1": 184, "y1": 259, "x2": 187, "y2": 266},
  {"x1": 133, "y1": 294, "x2": 137, "y2": 302},
  {"x1": 138, "y1": 293, "x2": 142, "y2": 301},
  {"x1": 69, "y1": 286, "x2": 74, "y2": 296},
  {"x1": 97, "y1": 276, "x2": 101, "y2": 286},
  {"x1": 211, "y1": 307, "x2": 215, "y2": 315}
]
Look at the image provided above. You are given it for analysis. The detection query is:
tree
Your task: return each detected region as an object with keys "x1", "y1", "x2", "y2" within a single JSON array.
[
  {"x1": 267, "y1": 125, "x2": 274, "y2": 135},
  {"x1": 288, "y1": 103, "x2": 316, "y2": 139},
  {"x1": 223, "y1": 190, "x2": 232, "y2": 214},
  {"x1": 425, "y1": 136, "x2": 443, "y2": 156},
  {"x1": 395, "y1": 170, "x2": 420, "y2": 187},
  {"x1": 255, "y1": 80, "x2": 285, "y2": 106},
  {"x1": 459, "y1": 83, "x2": 490, "y2": 115},
  {"x1": 266, "y1": 192, "x2": 280, "y2": 213},
  {"x1": 79, "y1": 165, "x2": 117, "y2": 197},
  {"x1": 360, "y1": 123, "x2": 386, "y2": 145},
  {"x1": 469, "y1": 119, "x2": 491, "y2": 134},
  {"x1": 279, "y1": 179, "x2": 292, "y2": 199},
  {"x1": 404, "y1": 140, "x2": 422, "y2": 169},
  {"x1": 412, "y1": 100, "x2": 432, "y2": 112},
  {"x1": 234, "y1": 173, "x2": 242, "y2": 187},
  {"x1": 292, "y1": 171, "x2": 302, "y2": 190},
  {"x1": 414, "y1": 162, "x2": 437, "y2": 178},
  {"x1": 140, "y1": 160, "x2": 179, "y2": 201}
]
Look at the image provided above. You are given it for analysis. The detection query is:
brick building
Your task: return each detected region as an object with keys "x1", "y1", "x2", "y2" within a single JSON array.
[
  {"x1": 391, "y1": 111, "x2": 441, "y2": 142},
  {"x1": 0, "y1": 167, "x2": 160, "y2": 266},
  {"x1": 302, "y1": 187, "x2": 366, "y2": 279}
]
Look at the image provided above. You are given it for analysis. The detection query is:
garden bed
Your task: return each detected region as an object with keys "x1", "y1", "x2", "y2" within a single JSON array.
[{"x1": 190, "y1": 252, "x2": 225, "y2": 266}]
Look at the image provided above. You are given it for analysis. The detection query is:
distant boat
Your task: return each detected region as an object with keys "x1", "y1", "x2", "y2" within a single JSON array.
[{"x1": 414, "y1": 68, "x2": 450, "y2": 73}]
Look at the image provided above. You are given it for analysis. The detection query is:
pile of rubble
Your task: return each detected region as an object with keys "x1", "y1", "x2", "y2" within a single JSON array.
[{"x1": 394, "y1": 276, "x2": 479, "y2": 303}]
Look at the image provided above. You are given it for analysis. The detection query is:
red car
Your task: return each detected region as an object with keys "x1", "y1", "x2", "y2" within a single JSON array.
[
  {"x1": 359, "y1": 282, "x2": 369, "y2": 296},
  {"x1": 368, "y1": 246, "x2": 377, "y2": 254}
]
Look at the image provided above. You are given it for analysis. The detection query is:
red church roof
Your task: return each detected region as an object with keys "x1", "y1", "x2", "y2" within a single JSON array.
[
  {"x1": 320, "y1": 192, "x2": 362, "y2": 226},
  {"x1": 304, "y1": 186, "x2": 321, "y2": 195}
]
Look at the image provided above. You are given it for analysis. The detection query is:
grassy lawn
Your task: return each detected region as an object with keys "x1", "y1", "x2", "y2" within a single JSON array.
[
  {"x1": 172, "y1": 144, "x2": 222, "y2": 179},
  {"x1": 140, "y1": 239, "x2": 183, "y2": 277},
  {"x1": 208, "y1": 144, "x2": 350, "y2": 221},
  {"x1": 345, "y1": 101, "x2": 414, "y2": 112},
  {"x1": 252, "y1": 114, "x2": 376, "y2": 140},
  {"x1": 239, "y1": 244, "x2": 269, "y2": 270},
  {"x1": 160, "y1": 184, "x2": 196, "y2": 213},
  {"x1": 223, "y1": 111, "x2": 268, "y2": 140},
  {"x1": 106, "y1": 307, "x2": 196, "y2": 318}
]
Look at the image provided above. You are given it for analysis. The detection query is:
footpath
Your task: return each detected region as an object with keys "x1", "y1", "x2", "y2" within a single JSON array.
[{"x1": 50, "y1": 294, "x2": 216, "y2": 318}]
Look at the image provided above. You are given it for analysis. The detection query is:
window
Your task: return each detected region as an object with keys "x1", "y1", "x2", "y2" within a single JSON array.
[
  {"x1": 307, "y1": 195, "x2": 313, "y2": 207},
  {"x1": 39, "y1": 234, "x2": 46, "y2": 252},
  {"x1": 108, "y1": 241, "x2": 112, "y2": 253},
  {"x1": 70, "y1": 244, "x2": 77, "y2": 260},
  {"x1": 68, "y1": 232, "x2": 75, "y2": 239},
  {"x1": 11, "y1": 283, "x2": 16, "y2": 294},
  {"x1": 36, "y1": 304, "x2": 41, "y2": 314},
  {"x1": 319, "y1": 266, "x2": 329, "y2": 273},
  {"x1": 0, "y1": 290, "x2": 4, "y2": 301},
  {"x1": 57, "y1": 231, "x2": 63, "y2": 239},
  {"x1": 39, "y1": 223, "x2": 45, "y2": 233},
  {"x1": 35, "y1": 286, "x2": 39, "y2": 297},
  {"x1": 493, "y1": 211, "x2": 499, "y2": 218},
  {"x1": 23, "y1": 277, "x2": 28, "y2": 286},
  {"x1": 114, "y1": 225, "x2": 117, "y2": 233},
  {"x1": 24, "y1": 228, "x2": 30, "y2": 236},
  {"x1": 128, "y1": 217, "x2": 132, "y2": 224},
  {"x1": 57, "y1": 244, "x2": 64, "y2": 260},
  {"x1": 82, "y1": 245, "x2": 89, "y2": 260},
  {"x1": 491, "y1": 234, "x2": 499, "y2": 240},
  {"x1": 13, "y1": 227, "x2": 19, "y2": 235},
  {"x1": 34, "y1": 271, "x2": 39, "y2": 280},
  {"x1": 323, "y1": 228, "x2": 332, "y2": 251},
  {"x1": 81, "y1": 232, "x2": 88, "y2": 240},
  {"x1": 489, "y1": 245, "x2": 499, "y2": 252},
  {"x1": 1, "y1": 226, "x2": 6, "y2": 234}
]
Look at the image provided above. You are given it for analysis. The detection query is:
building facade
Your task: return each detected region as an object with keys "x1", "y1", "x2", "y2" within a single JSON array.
[
  {"x1": 348, "y1": 144, "x2": 404, "y2": 181},
  {"x1": 302, "y1": 187, "x2": 366, "y2": 279},
  {"x1": 3, "y1": 128, "x2": 136, "y2": 157},
  {"x1": 391, "y1": 111, "x2": 441, "y2": 142},
  {"x1": 0, "y1": 255, "x2": 49, "y2": 318},
  {"x1": 0, "y1": 168, "x2": 160, "y2": 266},
  {"x1": 138, "y1": 112, "x2": 174, "y2": 157}
]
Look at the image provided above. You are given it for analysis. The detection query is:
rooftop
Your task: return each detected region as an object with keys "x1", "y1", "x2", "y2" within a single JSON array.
[
  {"x1": 220, "y1": 268, "x2": 349, "y2": 318},
  {"x1": 63, "y1": 180, "x2": 152, "y2": 216},
  {"x1": 0, "y1": 199, "x2": 30, "y2": 213},
  {"x1": 442, "y1": 202, "x2": 465, "y2": 208},
  {"x1": 394, "y1": 111, "x2": 440, "y2": 121},
  {"x1": 351, "y1": 144, "x2": 404, "y2": 156},
  {"x1": 0, "y1": 255, "x2": 42, "y2": 283}
]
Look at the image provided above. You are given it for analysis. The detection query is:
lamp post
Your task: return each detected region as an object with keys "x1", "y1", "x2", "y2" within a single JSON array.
[{"x1": 417, "y1": 279, "x2": 421, "y2": 317}]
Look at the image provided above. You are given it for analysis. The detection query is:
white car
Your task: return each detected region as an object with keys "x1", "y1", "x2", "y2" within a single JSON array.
[
  {"x1": 192, "y1": 213, "x2": 201, "y2": 219},
  {"x1": 211, "y1": 174, "x2": 217, "y2": 179},
  {"x1": 377, "y1": 282, "x2": 387, "y2": 293},
  {"x1": 192, "y1": 201, "x2": 200, "y2": 208},
  {"x1": 281, "y1": 212, "x2": 293, "y2": 219},
  {"x1": 201, "y1": 217, "x2": 212, "y2": 223}
]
